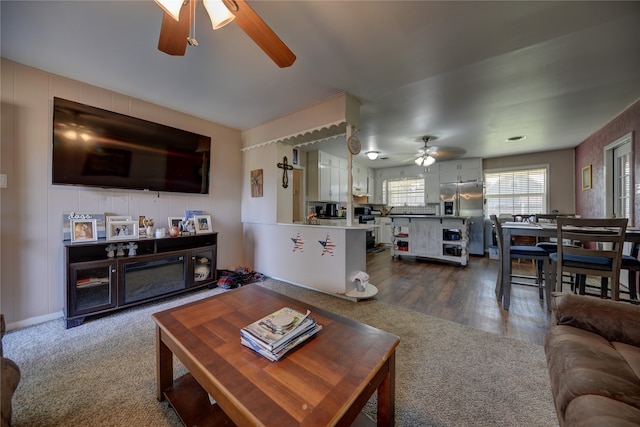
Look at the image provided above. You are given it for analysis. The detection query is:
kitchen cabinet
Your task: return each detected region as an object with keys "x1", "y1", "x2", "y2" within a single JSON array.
[
  {"x1": 375, "y1": 217, "x2": 392, "y2": 245},
  {"x1": 439, "y1": 158, "x2": 482, "y2": 183},
  {"x1": 308, "y1": 151, "x2": 348, "y2": 202},
  {"x1": 353, "y1": 162, "x2": 370, "y2": 195}
]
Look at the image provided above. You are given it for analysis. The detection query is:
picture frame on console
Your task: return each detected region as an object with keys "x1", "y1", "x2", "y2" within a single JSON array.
[
  {"x1": 70, "y1": 219, "x2": 98, "y2": 243},
  {"x1": 194, "y1": 215, "x2": 212, "y2": 234},
  {"x1": 168, "y1": 217, "x2": 184, "y2": 230},
  {"x1": 107, "y1": 215, "x2": 131, "y2": 224},
  {"x1": 63, "y1": 212, "x2": 106, "y2": 240},
  {"x1": 107, "y1": 220, "x2": 139, "y2": 241}
]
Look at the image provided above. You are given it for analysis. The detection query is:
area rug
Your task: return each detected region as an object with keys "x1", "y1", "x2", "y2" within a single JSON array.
[{"x1": 3, "y1": 279, "x2": 558, "y2": 426}]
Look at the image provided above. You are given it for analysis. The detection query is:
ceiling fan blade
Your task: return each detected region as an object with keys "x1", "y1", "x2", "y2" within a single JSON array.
[
  {"x1": 158, "y1": 0, "x2": 192, "y2": 56},
  {"x1": 427, "y1": 146, "x2": 466, "y2": 160},
  {"x1": 232, "y1": 0, "x2": 296, "y2": 68}
]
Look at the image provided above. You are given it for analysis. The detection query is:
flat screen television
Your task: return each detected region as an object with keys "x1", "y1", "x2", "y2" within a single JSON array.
[{"x1": 52, "y1": 97, "x2": 211, "y2": 194}]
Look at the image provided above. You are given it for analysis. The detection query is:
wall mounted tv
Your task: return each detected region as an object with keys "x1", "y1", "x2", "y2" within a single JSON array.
[{"x1": 52, "y1": 97, "x2": 211, "y2": 194}]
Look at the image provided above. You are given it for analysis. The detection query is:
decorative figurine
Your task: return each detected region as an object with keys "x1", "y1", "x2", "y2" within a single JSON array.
[
  {"x1": 143, "y1": 218, "x2": 154, "y2": 237},
  {"x1": 127, "y1": 242, "x2": 138, "y2": 256},
  {"x1": 116, "y1": 243, "x2": 125, "y2": 257},
  {"x1": 105, "y1": 244, "x2": 117, "y2": 258}
]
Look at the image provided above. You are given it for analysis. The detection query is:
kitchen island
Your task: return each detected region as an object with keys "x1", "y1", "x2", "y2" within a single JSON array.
[
  {"x1": 242, "y1": 222, "x2": 378, "y2": 300},
  {"x1": 389, "y1": 215, "x2": 470, "y2": 266}
]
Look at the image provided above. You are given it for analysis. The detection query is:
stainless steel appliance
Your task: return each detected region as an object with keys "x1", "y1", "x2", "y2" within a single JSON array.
[{"x1": 440, "y1": 181, "x2": 485, "y2": 255}]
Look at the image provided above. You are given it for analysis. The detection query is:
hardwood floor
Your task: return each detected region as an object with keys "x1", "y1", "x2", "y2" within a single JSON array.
[{"x1": 365, "y1": 247, "x2": 551, "y2": 346}]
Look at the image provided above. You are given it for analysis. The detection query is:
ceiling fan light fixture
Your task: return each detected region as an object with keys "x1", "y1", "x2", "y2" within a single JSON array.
[
  {"x1": 203, "y1": 0, "x2": 236, "y2": 30},
  {"x1": 366, "y1": 151, "x2": 380, "y2": 160},
  {"x1": 154, "y1": 0, "x2": 184, "y2": 21},
  {"x1": 415, "y1": 154, "x2": 435, "y2": 166}
]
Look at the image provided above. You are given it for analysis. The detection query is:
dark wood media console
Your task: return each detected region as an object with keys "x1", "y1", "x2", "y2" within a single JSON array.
[{"x1": 64, "y1": 233, "x2": 217, "y2": 328}]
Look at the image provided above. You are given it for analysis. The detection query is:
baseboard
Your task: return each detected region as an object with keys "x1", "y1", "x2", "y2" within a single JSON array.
[{"x1": 6, "y1": 311, "x2": 63, "y2": 332}]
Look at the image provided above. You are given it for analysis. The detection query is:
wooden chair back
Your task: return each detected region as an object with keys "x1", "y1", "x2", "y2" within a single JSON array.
[{"x1": 555, "y1": 217, "x2": 628, "y2": 300}]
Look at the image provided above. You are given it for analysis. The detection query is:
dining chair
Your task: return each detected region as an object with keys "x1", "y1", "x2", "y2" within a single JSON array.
[
  {"x1": 550, "y1": 217, "x2": 628, "y2": 301},
  {"x1": 621, "y1": 242, "x2": 640, "y2": 301},
  {"x1": 491, "y1": 215, "x2": 552, "y2": 310},
  {"x1": 534, "y1": 214, "x2": 579, "y2": 291}
]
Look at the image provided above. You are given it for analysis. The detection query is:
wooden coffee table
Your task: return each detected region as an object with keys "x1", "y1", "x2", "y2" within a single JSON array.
[{"x1": 152, "y1": 284, "x2": 400, "y2": 426}]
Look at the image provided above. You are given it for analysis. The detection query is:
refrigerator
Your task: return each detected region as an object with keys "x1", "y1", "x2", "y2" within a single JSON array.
[{"x1": 440, "y1": 181, "x2": 485, "y2": 255}]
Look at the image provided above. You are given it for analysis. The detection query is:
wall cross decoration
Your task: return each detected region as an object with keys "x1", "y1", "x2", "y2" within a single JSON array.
[{"x1": 277, "y1": 156, "x2": 294, "y2": 188}]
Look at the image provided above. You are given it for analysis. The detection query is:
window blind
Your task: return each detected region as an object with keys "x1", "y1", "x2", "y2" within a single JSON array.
[{"x1": 484, "y1": 168, "x2": 547, "y2": 218}]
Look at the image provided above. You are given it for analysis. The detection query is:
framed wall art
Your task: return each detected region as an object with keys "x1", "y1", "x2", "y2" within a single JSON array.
[
  {"x1": 70, "y1": 219, "x2": 98, "y2": 243},
  {"x1": 107, "y1": 220, "x2": 139, "y2": 241},
  {"x1": 194, "y1": 215, "x2": 213, "y2": 234},
  {"x1": 582, "y1": 165, "x2": 592, "y2": 191},
  {"x1": 251, "y1": 169, "x2": 263, "y2": 197}
]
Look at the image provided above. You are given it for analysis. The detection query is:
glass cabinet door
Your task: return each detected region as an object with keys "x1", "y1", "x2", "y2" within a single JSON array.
[
  {"x1": 190, "y1": 246, "x2": 217, "y2": 287},
  {"x1": 69, "y1": 260, "x2": 117, "y2": 315}
]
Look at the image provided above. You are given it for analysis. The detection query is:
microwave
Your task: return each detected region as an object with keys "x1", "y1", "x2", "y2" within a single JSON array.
[{"x1": 354, "y1": 207, "x2": 371, "y2": 215}]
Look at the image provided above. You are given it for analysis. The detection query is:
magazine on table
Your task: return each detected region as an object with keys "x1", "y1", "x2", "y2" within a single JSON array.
[
  {"x1": 242, "y1": 307, "x2": 314, "y2": 351},
  {"x1": 241, "y1": 323, "x2": 323, "y2": 362}
]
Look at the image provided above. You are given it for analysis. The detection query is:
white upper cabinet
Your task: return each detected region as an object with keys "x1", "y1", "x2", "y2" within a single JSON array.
[
  {"x1": 307, "y1": 151, "x2": 349, "y2": 202},
  {"x1": 439, "y1": 158, "x2": 482, "y2": 183},
  {"x1": 352, "y1": 162, "x2": 370, "y2": 194}
]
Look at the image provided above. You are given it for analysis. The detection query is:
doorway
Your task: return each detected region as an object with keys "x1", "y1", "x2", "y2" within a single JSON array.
[
  {"x1": 604, "y1": 132, "x2": 633, "y2": 219},
  {"x1": 604, "y1": 132, "x2": 634, "y2": 290}
]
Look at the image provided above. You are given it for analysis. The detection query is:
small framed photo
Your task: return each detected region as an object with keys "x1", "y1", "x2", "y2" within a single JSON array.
[
  {"x1": 71, "y1": 219, "x2": 98, "y2": 243},
  {"x1": 107, "y1": 220, "x2": 139, "y2": 241},
  {"x1": 582, "y1": 164, "x2": 592, "y2": 191},
  {"x1": 194, "y1": 215, "x2": 212, "y2": 234},
  {"x1": 107, "y1": 215, "x2": 131, "y2": 224},
  {"x1": 168, "y1": 216, "x2": 184, "y2": 229}
]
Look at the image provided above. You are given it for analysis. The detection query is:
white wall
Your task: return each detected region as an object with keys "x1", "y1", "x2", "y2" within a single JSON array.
[{"x1": 0, "y1": 59, "x2": 244, "y2": 326}]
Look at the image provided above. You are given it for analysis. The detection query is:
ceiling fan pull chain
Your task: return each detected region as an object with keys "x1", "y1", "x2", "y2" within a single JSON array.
[{"x1": 187, "y1": 0, "x2": 198, "y2": 46}]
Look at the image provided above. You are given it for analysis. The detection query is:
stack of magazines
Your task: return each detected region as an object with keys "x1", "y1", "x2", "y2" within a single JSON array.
[{"x1": 240, "y1": 307, "x2": 323, "y2": 361}]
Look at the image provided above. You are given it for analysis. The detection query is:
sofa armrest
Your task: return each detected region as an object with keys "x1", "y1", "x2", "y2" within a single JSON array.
[{"x1": 551, "y1": 292, "x2": 640, "y2": 346}]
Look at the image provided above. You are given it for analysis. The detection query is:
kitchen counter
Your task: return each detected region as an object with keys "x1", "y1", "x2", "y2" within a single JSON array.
[
  {"x1": 389, "y1": 216, "x2": 470, "y2": 266},
  {"x1": 243, "y1": 222, "x2": 378, "y2": 301},
  {"x1": 387, "y1": 214, "x2": 470, "y2": 220},
  {"x1": 283, "y1": 222, "x2": 375, "y2": 230}
]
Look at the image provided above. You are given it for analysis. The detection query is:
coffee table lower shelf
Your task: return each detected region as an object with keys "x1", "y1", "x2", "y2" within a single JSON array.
[{"x1": 164, "y1": 373, "x2": 375, "y2": 427}]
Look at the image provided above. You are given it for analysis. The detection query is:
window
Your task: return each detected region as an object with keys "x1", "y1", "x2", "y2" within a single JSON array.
[
  {"x1": 484, "y1": 167, "x2": 547, "y2": 218},
  {"x1": 383, "y1": 178, "x2": 425, "y2": 206}
]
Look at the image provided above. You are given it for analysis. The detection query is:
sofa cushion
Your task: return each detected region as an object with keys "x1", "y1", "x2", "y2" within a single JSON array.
[
  {"x1": 564, "y1": 395, "x2": 640, "y2": 427},
  {"x1": 613, "y1": 341, "x2": 640, "y2": 380},
  {"x1": 551, "y1": 292, "x2": 640, "y2": 346},
  {"x1": 545, "y1": 325, "x2": 640, "y2": 422},
  {"x1": 1, "y1": 357, "x2": 20, "y2": 427}
]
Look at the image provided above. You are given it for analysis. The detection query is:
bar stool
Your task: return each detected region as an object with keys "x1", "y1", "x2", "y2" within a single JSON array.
[{"x1": 491, "y1": 215, "x2": 552, "y2": 310}]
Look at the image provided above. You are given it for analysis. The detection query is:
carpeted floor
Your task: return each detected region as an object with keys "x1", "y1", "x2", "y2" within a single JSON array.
[{"x1": 3, "y1": 279, "x2": 558, "y2": 426}]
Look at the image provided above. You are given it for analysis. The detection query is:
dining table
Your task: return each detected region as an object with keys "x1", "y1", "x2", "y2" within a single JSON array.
[{"x1": 498, "y1": 222, "x2": 640, "y2": 310}]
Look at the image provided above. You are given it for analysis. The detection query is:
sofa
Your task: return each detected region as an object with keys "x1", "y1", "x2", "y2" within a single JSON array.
[
  {"x1": 1, "y1": 315, "x2": 20, "y2": 427},
  {"x1": 544, "y1": 293, "x2": 640, "y2": 426}
]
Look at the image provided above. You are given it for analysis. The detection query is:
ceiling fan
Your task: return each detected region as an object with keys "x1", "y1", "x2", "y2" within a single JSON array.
[
  {"x1": 154, "y1": 0, "x2": 296, "y2": 68},
  {"x1": 414, "y1": 136, "x2": 465, "y2": 166}
]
